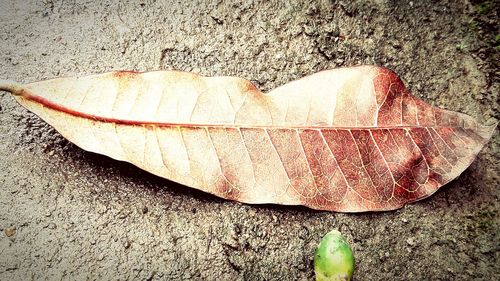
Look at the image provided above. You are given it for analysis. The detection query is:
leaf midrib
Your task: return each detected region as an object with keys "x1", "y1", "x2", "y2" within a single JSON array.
[{"x1": 22, "y1": 91, "x2": 460, "y2": 130}]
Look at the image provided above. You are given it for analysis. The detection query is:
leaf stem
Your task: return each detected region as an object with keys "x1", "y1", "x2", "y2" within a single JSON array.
[{"x1": 0, "y1": 79, "x2": 23, "y2": 95}]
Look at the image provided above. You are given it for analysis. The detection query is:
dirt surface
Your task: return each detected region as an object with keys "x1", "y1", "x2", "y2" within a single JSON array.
[{"x1": 0, "y1": 0, "x2": 498, "y2": 280}]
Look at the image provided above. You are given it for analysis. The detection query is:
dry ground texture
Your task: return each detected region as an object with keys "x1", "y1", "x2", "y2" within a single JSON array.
[{"x1": 0, "y1": 0, "x2": 498, "y2": 280}]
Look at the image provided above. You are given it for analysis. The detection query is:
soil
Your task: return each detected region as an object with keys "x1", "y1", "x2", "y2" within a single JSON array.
[{"x1": 0, "y1": 0, "x2": 498, "y2": 280}]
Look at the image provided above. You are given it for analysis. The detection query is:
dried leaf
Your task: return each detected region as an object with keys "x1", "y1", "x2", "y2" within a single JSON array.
[{"x1": 0, "y1": 66, "x2": 496, "y2": 212}]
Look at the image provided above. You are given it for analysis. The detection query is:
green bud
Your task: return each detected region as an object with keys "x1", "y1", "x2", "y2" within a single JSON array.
[{"x1": 314, "y1": 230, "x2": 355, "y2": 281}]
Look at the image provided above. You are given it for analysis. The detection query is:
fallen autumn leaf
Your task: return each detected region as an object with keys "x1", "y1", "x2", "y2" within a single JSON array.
[{"x1": 0, "y1": 65, "x2": 495, "y2": 212}]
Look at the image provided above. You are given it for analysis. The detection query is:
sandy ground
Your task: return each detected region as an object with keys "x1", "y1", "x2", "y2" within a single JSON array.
[{"x1": 0, "y1": 0, "x2": 498, "y2": 280}]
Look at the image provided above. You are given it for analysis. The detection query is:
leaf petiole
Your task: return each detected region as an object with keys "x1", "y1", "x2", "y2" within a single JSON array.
[{"x1": 0, "y1": 79, "x2": 23, "y2": 95}]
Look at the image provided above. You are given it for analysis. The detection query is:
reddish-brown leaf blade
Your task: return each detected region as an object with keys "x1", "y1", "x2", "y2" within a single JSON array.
[{"x1": 0, "y1": 66, "x2": 495, "y2": 212}]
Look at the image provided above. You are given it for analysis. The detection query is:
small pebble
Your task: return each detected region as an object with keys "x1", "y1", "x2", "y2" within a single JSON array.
[
  {"x1": 5, "y1": 227, "x2": 16, "y2": 237},
  {"x1": 233, "y1": 224, "x2": 241, "y2": 235},
  {"x1": 123, "y1": 240, "x2": 131, "y2": 249},
  {"x1": 406, "y1": 237, "x2": 416, "y2": 246}
]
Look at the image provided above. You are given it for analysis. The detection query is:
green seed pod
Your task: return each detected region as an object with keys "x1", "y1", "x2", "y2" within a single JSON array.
[{"x1": 314, "y1": 230, "x2": 355, "y2": 281}]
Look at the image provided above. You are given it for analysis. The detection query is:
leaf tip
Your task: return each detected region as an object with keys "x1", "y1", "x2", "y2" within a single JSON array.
[{"x1": 478, "y1": 121, "x2": 498, "y2": 141}]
